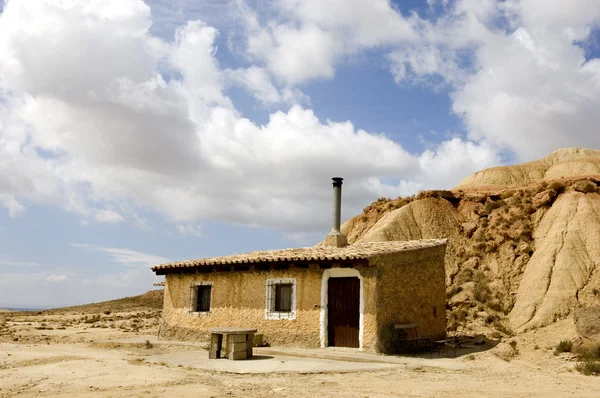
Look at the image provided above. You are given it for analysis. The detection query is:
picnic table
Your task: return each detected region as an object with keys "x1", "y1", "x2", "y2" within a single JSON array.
[{"x1": 208, "y1": 327, "x2": 257, "y2": 360}]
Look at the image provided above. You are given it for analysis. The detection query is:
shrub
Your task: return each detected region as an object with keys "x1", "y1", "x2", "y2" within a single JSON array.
[
  {"x1": 145, "y1": 340, "x2": 153, "y2": 349},
  {"x1": 547, "y1": 181, "x2": 566, "y2": 193},
  {"x1": 576, "y1": 344, "x2": 600, "y2": 360},
  {"x1": 473, "y1": 271, "x2": 492, "y2": 303},
  {"x1": 555, "y1": 340, "x2": 573, "y2": 354},
  {"x1": 573, "y1": 344, "x2": 600, "y2": 376},
  {"x1": 575, "y1": 360, "x2": 600, "y2": 376},
  {"x1": 484, "y1": 199, "x2": 506, "y2": 214},
  {"x1": 453, "y1": 267, "x2": 474, "y2": 286},
  {"x1": 493, "y1": 321, "x2": 514, "y2": 336},
  {"x1": 446, "y1": 285, "x2": 463, "y2": 299}
]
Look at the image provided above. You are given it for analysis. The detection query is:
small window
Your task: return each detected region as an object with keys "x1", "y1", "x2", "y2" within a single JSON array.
[
  {"x1": 190, "y1": 282, "x2": 212, "y2": 313},
  {"x1": 266, "y1": 278, "x2": 296, "y2": 320},
  {"x1": 196, "y1": 286, "x2": 211, "y2": 312},
  {"x1": 275, "y1": 284, "x2": 293, "y2": 312}
]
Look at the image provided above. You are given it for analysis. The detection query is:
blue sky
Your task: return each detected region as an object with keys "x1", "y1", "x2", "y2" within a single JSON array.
[{"x1": 1, "y1": 0, "x2": 600, "y2": 307}]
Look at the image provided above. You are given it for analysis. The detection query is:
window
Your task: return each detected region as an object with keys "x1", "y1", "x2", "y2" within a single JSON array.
[
  {"x1": 190, "y1": 282, "x2": 212, "y2": 313},
  {"x1": 196, "y1": 286, "x2": 211, "y2": 312},
  {"x1": 266, "y1": 278, "x2": 296, "y2": 320},
  {"x1": 275, "y1": 284, "x2": 293, "y2": 312}
]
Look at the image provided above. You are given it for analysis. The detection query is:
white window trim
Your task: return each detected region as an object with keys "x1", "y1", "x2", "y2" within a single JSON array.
[
  {"x1": 265, "y1": 278, "x2": 297, "y2": 320},
  {"x1": 190, "y1": 281, "x2": 213, "y2": 315}
]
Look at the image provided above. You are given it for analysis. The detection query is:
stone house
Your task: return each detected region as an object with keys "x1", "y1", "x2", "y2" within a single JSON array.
[{"x1": 151, "y1": 178, "x2": 447, "y2": 352}]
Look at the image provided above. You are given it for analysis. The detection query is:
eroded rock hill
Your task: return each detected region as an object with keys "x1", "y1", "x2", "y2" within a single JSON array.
[{"x1": 340, "y1": 148, "x2": 600, "y2": 336}]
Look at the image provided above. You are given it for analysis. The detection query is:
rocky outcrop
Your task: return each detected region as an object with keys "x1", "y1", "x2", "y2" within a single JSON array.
[
  {"x1": 509, "y1": 192, "x2": 600, "y2": 331},
  {"x1": 457, "y1": 148, "x2": 600, "y2": 188},
  {"x1": 336, "y1": 148, "x2": 600, "y2": 335}
]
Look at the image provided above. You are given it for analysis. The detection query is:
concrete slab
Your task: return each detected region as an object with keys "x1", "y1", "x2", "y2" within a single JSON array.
[
  {"x1": 93, "y1": 336, "x2": 468, "y2": 373},
  {"x1": 145, "y1": 351, "x2": 400, "y2": 374}
]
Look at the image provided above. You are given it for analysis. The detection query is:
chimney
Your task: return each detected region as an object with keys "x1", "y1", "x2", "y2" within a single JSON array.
[{"x1": 324, "y1": 177, "x2": 348, "y2": 248}]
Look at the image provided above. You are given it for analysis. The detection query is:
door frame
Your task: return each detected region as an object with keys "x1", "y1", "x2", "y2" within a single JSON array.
[{"x1": 320, "y1": 268, "x2": 364, "y2": 349}]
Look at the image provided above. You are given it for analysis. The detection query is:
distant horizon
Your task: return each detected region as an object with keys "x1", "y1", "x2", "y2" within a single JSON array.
[{"x1": 0, "y1": 287, "x2": 163, "y2": 309}]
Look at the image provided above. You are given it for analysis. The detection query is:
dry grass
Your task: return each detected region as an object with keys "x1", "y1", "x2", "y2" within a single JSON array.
[
  {"x1": 554, "y1": 340, "x2": 573, "y2": 354},
  {"x1": 574, "y1": 344, "x2": 600, "y2": 376}
]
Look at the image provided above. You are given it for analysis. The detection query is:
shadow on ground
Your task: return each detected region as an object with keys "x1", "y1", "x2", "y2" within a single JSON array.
[{"x1": 397, "y1": 334, "x2": 500, "y2": 359}]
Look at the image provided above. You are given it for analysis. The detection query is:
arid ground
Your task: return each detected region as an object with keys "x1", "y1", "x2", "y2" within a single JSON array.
[{"x1": 1, "y1": 291, "x2": 600, "y2": 398}]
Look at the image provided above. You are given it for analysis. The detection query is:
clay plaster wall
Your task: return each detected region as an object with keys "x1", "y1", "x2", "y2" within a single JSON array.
[
  {"x1": 160, "y1": 265, "x2": 378, "y2": 348},
  {"x1": 372, "y1": 245, "x2": 447, "y2": 352}
]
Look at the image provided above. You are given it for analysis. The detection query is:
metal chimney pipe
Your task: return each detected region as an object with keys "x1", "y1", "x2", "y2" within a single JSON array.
[
  {"x1": 324, "y1": 177, "x2": 348, "y2": 248},
  {"x1": 332, "y1": 177, "x2": 343, "y2": 232}
]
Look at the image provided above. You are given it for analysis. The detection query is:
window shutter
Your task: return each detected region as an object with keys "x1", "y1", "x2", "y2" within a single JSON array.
[
  {"x1": 189, "y1": 284, "x2": 196, "y2": 313},
  {"x1": 267, "y1": 281, "x2": 276, "y2": 314}
]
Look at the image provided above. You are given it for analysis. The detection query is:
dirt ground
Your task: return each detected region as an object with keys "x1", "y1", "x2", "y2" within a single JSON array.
[{"x1": 1, "y1": 309, "x2": 600, "y2": 397}]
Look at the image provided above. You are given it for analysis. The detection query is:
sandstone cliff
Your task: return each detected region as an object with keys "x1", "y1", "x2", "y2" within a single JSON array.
[{"x1": 339, "y1": 148, "x2": 600, "y2": 336}]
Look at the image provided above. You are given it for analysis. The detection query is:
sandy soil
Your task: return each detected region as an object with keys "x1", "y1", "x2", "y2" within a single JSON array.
[{"x1": 1, "y1": 310, "x2": 600, "y2": 397}]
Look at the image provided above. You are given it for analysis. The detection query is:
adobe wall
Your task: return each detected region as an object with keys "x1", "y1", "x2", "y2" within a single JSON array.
[
  {"x1": 160, "y1": 265, "x2": 378, "y2": 349},
  {"x1": 372, "y1": 245, "x2": 447, "y2": 352}
]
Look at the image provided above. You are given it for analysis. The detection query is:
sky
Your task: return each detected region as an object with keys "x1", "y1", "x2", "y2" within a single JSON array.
[{"x1": 1, "y1": 0, "x2": 600, "y2": 307}]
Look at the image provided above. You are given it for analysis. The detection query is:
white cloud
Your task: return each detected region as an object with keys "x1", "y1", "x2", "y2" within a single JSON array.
[
  {"x1": 72, "y1": 243, "x2": 171, "y2": 267},
  {"x1": 94, "y1": 209, "x2": 125, "y2": 224},
  {"x1": 0, "y1": 0, "x2": 433, "y2": 234},
  {"x1": 176, "y1": 224, "x2": 203, "y2": 237},
  {"x1": 0, "y1": 0, "x2": 534, "y2": 238},
  {"x1": 47, "y1": 274, "x2": 68, "y2": 283},
  {"x1": 226, "y1": 66, "x2": 308, "y2": 105},
  {"x1": 238, "y1": 0, "x2": 418, "y2": 85},
  {"x1": 0, "y1": 256, "x2": 40, "y2": 268},
  {"x1": 417, "y1": 138, "x2": 502, "y2": 189},
  {"x1": 388, "y1": 0, "x2": 600, "y2": 161}
]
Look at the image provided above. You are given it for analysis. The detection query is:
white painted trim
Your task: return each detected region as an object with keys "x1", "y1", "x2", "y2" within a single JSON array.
[
  {"x1": 265, "y1": 278, "x2": 297, "y2": 320},
  {"x1": 190, "y1": 281, "x2": 213, "y2": 315},
  {"x1": 320, "y1": 268, "x2": 364, "y2": 349}
]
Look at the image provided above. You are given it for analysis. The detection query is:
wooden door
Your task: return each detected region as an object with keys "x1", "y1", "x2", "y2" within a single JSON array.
[{"x1": 328, "y1": 277, "x2": 360, "y2": 348}]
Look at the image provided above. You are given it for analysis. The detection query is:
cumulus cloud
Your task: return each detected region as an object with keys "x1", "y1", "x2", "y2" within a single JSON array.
[
  {"x1": 417, "y1": 138, "x2": 502, "y2": 188},
  {"x1": 0, "y1": 0, "x2": 440, "y2": 234},
  {"x1": 8, "y1": 0, "x2": 578, "y2": 238},
  {"x1": 389, "y1": 0, "x2": 600, "y2": 161},
  {"x1": 226, "y1": 66, "x2": 308, "y2": 105},
  {"x1": 237, "y1": 0, "x2": 418, "y2": 85}
]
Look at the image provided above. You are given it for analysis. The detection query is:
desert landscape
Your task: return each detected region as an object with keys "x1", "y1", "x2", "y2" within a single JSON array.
[
  {"x1": 2, "y1": 148, "x2": 600, "y2": 397},
  {"x1": 1, "y1": 291, "x2": 600, "y2": 397}
]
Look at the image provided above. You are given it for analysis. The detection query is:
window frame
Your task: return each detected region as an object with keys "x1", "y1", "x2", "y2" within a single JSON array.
[
  {"x1": 190, "y1": 281, "x2": 213, "y2": 315},
  {"x1": 265, "y1": 278, "x2": 296, "y2": 320}
]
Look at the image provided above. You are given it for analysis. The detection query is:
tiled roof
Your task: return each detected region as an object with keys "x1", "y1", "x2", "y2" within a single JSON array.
[{"x1": 151, "y1": 239, "x2": 446, "y2": 272}]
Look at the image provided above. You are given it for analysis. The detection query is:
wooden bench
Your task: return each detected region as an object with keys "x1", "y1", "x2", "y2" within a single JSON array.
[
  {"x1": 394, "y1": 324, "x2": 434, "y2": 353},
  {"x1": 208, "y1": 327, "x2": 257, "y2": 360}
]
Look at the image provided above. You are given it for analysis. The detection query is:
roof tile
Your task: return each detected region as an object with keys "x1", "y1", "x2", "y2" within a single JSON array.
[{"x1": 151, "y1": 239, "x2": 447, "y2": 272}]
